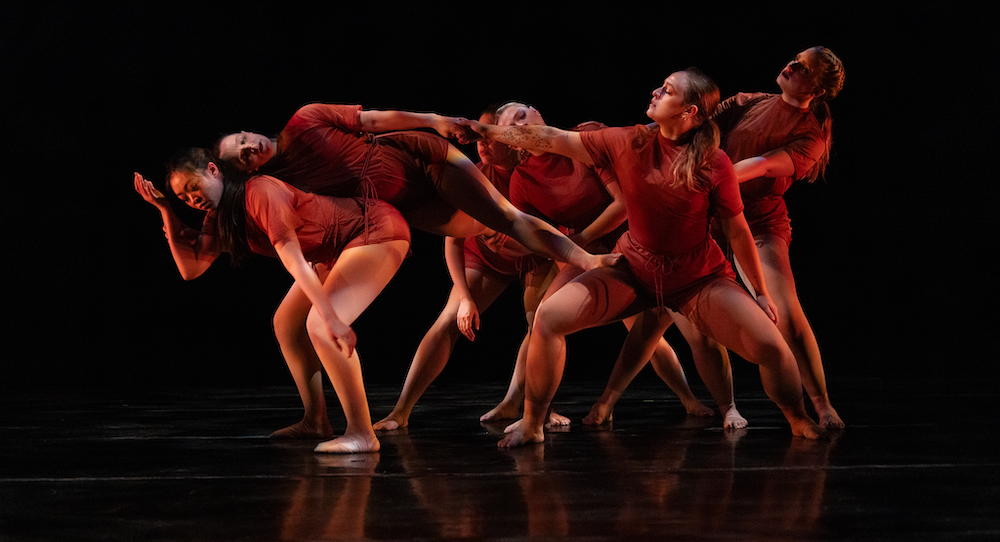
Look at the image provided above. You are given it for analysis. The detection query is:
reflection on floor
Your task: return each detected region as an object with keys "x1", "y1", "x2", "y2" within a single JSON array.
[{"x1": 2, "y1": 377, "x2": 998, "y2": 541}]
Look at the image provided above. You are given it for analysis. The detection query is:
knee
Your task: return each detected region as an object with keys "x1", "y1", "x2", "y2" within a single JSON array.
[
  {"x1": 748, "y1": 338, "x2": 794, "y2": 367},
  {"x1": 273, "y1": 306, "x2": 304, "y2": 344},
  {"x1": 304, "y1": 311, "x2": 327, "y2": 344},
  {"x1": 533, "y1": 302, "x2": 572, "y2": 339}
]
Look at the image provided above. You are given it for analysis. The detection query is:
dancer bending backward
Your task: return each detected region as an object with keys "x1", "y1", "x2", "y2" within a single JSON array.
[
  {"x1": 482, "y1": 102, "x2": 712, "y2": 423},
  {"x1": 471, "y1": 68, "x2": 825, "y2": 447},
  {"x1": 215, "y1": 104, "x2": 616, "y2": 438},
  {"x1": 134, "y1": 148, "x2": 411, "y2": 453},
  {"x1": 372, "y1": 107, "x2": 552, "y2": 431},
  {"x1": 589, "y1": 47, "x2": 847, "y2": 429}
]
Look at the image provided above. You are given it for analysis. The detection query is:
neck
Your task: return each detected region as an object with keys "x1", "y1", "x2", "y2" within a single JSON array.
[
  {"x1": 657, "y1": 119, "x2": 695, "y2": 141},
  {"x1": 780, "y1": 91, "x2": 814, "y2": 109}
]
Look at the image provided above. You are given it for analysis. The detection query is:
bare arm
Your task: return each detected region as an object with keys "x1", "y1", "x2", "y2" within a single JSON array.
[
  {"x1": 133, "y1": 172, "x2": 220, "y2": 280},
  {"x1": 717, "y1": 212, "x2": 778, "y2": 323},
  {"x1": 732, "y1": 149, "x2": 795, "y2": 183},
  {"x1": 571, "y1": 179, "x2": 627, "y2": 248},
  {"x1": 444, "y1": 236, "x2": 480, "y2": 341},
  {"x1": 272, "y1": 233, "x2": 357, "y2": 355},
  {"x1": 358, "y1": 109, "x2": 477, "y2": 142},
  {"x1": 472, "y1": 122, "x2": 595, "y2": 166}
]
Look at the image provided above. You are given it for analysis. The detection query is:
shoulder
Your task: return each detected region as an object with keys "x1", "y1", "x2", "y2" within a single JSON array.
[{"x1": 292, "y1": 103, "x2": 364, "y2": 128}]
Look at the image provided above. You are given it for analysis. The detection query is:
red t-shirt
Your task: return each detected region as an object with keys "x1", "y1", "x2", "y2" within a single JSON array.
[
  {"x1": 262, "y1": 103, "x2": 450, "y2": 212},
  {"x1": 579, "y1": 125, "x2": 742, "y2": 255},
  {"x1": 243, "y1": 175, "x2": 410, "y2": 266},
  {"x1": 508, "y1": 153, "x2": 615, "y2": 233},
  {"x1": 713, "y1": 93, "x2": 826, "y2": 238}
]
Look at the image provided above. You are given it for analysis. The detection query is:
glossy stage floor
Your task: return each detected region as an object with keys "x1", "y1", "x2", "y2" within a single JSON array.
[{"x1": 3, "y1": 376, "x2": 997, "y2": 541}]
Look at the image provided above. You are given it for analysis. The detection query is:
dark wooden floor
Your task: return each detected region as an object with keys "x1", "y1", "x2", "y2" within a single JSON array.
[{"x1": 2, "y1": 375, "x2": 997, "y2": 541}]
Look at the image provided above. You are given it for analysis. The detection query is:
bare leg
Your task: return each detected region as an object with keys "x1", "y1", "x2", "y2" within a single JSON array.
[
  {"x1": 583, "y1": 308, "x2": 678, "y2": 425},
  {"x1": 270, "y1": 282, "x2": 334, "y2": 439},
  {"x1": 400, "y1": 195, "x2": 493, "y2": 238},
  {"x1": 308, "y1": 240, "x2": 409, "y2": 453},
  {"x1": 481, "y1": 262, "x2": 556, "y2": 422},
  {"x1": 433, "y1": 148, "x2": 617, "y2": 271},
  {"x1": 755, "y1": 234, "x2": 843, "y2": 429},
  {"x1": 682, "y1": 278, "x2": 823, "y2": 440},
  {"x1": 485, "y1": 261, "x2": 579, "y2": 426},
  {"x1": 374, "y1": 268, "x2": 509, "y2": 430},
  {"x1": 671, "y1": 313, "x2": 747, "y2": 429},
  {"x1": 499, "y1": 266, "x2": 644, "y2": 448}
]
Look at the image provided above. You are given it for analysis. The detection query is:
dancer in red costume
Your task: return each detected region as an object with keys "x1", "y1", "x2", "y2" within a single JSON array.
[
  {"x1": 214, "y1": 104, "x2": 616, "y2": 438},
  {"x1": 371, "y1": 107, "x2": 551, "y2": 431},
  {"x1": 471, "y1": 68, "x2": 824, "y2": 447},
  {"x1": 134, "y1": 147, "x2": 410, "y2": 453},
  {"x1": 589, "y1": 47, "x2": 847, "y2": 429}
]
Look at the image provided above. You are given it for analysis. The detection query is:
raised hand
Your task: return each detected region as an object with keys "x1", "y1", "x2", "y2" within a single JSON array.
[{"x1": 133, "y1": 172, "x2": 168, "y2": 209}]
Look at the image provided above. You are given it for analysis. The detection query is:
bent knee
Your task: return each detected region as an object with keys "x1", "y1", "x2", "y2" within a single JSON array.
[
  {"x1": 305, "y1": 311, "x2": 327, "y2": 343},
  {"x1": 746, "y1": 339, "x2": 794, "y2": 366}
]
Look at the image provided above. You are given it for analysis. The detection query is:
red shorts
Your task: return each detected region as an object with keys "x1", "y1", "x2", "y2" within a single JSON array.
[
  {"x1": 367, "y1": 131, "x2": 454, "y2": 213},
  {"x1": 306, "y1": 199, "x2": 410, "y2": 266},
  {"x1": 615, "y1": 231, "x2": 735, "y2": 311},
  {"x1": 464, "y1": 235, "x2": 545, "y2": 283}
]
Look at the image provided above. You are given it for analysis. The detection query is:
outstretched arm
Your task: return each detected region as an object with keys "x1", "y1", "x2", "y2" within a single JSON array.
[
  {"x1": 732, "y1": 149, "x2": 795, "y2": 183},
  {"x1": 133, "y1": 172, "x2": 220, "y2": 280},
  {"x1": 717, "y1": 212, "x2": 778, "y2": 323},
  {"x1": 470, "y1": 122, "x2": 594, "y2": 166},
  {"x1": 358, "y1": 109, "x2": 477, "y2": 143},
  {"x1": 272, "y1": 233, "x2": 357, "y2": 356}
]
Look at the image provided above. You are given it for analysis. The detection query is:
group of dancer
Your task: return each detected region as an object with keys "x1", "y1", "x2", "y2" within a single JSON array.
[{"x1": 134, "y1": 46, "x2": 845, "y2": 452}]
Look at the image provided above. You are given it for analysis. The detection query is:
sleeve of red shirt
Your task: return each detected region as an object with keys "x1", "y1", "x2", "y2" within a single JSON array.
[
  {"x1": 296, "y1": 103, "x2": 365, "y2": 133},
  {"x1": 708, "y1": 150, "x2": 744, "y2": 219},
  {"x1": 784, "y1": 128, "x2": 827, "y2": 181},
  {"x1": 244, "y1": 176, "x2": 304, "y2": 246},
  {"x1": 578, "y1": 126, "x2": 629, "y2": 172}
]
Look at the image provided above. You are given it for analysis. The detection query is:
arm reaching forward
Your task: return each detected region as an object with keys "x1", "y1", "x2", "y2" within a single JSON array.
[{"x1": 469, "y1": 122, "x2": 594, "y2": 166}]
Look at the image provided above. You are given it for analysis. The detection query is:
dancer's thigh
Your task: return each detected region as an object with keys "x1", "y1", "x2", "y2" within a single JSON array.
[{"x1": 535, "y1": 266, "x2": 646, "y2": 336}]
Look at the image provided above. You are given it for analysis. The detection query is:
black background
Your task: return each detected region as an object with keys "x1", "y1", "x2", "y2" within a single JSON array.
[{"x1": 2, "y1": 3, "x2": 994, "y2": 391}]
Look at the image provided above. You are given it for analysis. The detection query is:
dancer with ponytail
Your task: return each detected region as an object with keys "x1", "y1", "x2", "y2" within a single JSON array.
[
  {"x1": 588, "y1": 47, "x2": 847, "y2": 429},
  {"x1": 471, "y1": 68, "x2": 824, "y2": 447},
  {"x1": 135, "y1": 148, "x2": 410, "y2": 453}
]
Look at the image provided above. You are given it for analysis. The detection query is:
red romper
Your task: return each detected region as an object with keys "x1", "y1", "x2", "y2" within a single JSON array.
[
  {"x1": 713, "y1": 93, "x2": 827, "y2": 245},
  {"x1": 261, "y1": 103, "x2": 454, "y2": 214},
  {"x1": 579, "y1": 126, "x2": 743, "y2": 310},
  {"x1": 242, "y1": 175, "x2": 410, "y2": 266}
]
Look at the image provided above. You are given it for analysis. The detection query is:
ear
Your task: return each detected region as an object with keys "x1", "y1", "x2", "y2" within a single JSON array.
[
  {"x1": 205, "y1": 161, "x2": 222, "y2": 179},
  {"x1": 685, "y1": 104, "x2": 699, "y2": 118},
  {"x1": 811, "y1": 87, "x2": 826, "y2": 100}
]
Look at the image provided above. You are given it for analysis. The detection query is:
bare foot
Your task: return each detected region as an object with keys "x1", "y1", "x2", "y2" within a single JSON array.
[
  {"x1": 480, "y1": 402, "x2": 520, "y2": 422},
  {"x1": 722, "y1": 406, "x2": 748, "y2": 430},
  {"x1": 787, "y1": 417, "x2": 825, "y2": 440},
  {"x1": 314, "y1": 434, "x2": 381, "y2": 454},
  {"x1": 498, "y1": 420, "x2": 545, "y2": 448},
  {"x1": 817, "y1": 406, "x2": 845, "y2": 430},
  {"x1": 583, "y1": 402, "x2": 613, "y2": 425},
  {"x1": 682, "y1": 398, "x2": 715, "y2": 417},
  {"x1": 546, "y1": 411, "x2": 570, "y2": 427},
  {"x1": 270, "y1": 419, "x2": 334, "y2": 439},
  {"x1": 373, "y1": 412, "x2": 407, "y2": 431}
]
